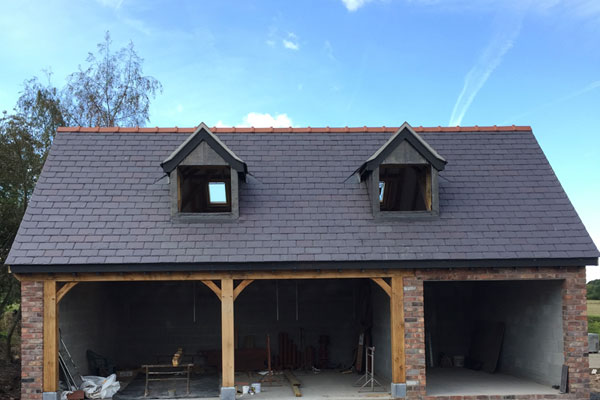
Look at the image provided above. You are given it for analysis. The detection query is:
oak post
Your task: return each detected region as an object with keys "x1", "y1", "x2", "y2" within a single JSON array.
[
  {"x1": 221, "y1": 279, "x2": 235, "y2": 388},
  {"x1": 43, "y1": 280, "x2": 59, "y2": 392},
  {"x1": 390, "y1": 276, "x2": 405, "y2": 383}
]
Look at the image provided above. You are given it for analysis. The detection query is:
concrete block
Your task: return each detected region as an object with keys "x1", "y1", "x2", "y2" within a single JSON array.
[
  {"x1": 220, "y1": 386, "x2": 236, "y2": 400},
  {"x1": 43, "y1": 392, "x2": 59, "y2": 400},
  {"x1": 391, "y1": 383, "x2": 406, "y2": 398}
]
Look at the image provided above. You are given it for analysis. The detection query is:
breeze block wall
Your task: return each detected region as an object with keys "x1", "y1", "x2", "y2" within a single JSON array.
[
  {"x1": 21, "y1": 280, "x2": 44, "y2": 400},
  {"x1": 403, "y1": 266, "x2": 589, "y2": 400}
]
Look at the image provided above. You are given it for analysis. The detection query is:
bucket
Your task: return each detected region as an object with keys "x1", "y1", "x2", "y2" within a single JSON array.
[
  {"x1": 242, "y1": 385, "x2": 250, "y2": 394},
  {"x1": 251, "y1": 383, "x2": 261, "y2": 393},
  {"x1": 453, "y1": 355, "x2": 465, "y2": 367}
]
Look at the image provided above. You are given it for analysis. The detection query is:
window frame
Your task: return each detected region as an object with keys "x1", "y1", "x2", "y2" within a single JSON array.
[{"x1": 369, "y1": 164, "x2": 439, "y2": 219}]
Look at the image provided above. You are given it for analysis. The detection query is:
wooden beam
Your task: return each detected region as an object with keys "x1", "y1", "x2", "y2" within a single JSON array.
[
  {"x1": 370, "y1": 277, "x2": 391, "y2": 297},
  {"x1": 200, "y1": 280, "x2": 221, "y2": 299},
  {"x1": 56, "y1": 282, "x2": 79, "y2": 303},
  {"x1": 221, "y1": 279, "x2": 235, "y2": 388},
  {"x1": 19, "y1": 269, "x2": 414, "y2": 283},
  {"x1": 233, "y1": 279, "x2": 254, "y2": 301},
  {"x1": 390, "y1": 276, "x2": 405, "y2": 383},
  {"x1": 43, "y1": 280, "x2": 58, "y2": 392}
]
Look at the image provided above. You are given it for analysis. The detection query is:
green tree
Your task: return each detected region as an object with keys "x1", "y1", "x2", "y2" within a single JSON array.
[
  {"x1": 62, "y1": 31, "x2": 162, "y2": 127},
  {"x1": 0, "y1": 112, "x2": 44, "y2": 361},
  {"x1": 588, "y1": 279, "x2": 600, "y2": 300},
  {"x1": 16, "y1": 74, "x2": 65, "y2": 152},
  {"x1": 0, "y1": 31, "x2": 162, "y2": 362}
]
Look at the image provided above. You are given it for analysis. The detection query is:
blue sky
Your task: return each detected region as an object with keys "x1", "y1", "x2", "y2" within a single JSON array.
[{"x1": 1, "y1": 0, "x2": 599, "y2": 277}]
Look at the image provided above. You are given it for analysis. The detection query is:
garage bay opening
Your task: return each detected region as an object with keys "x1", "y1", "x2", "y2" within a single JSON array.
[{"x1": 424, "y1": 280, "x2": 565, "y2": 397}]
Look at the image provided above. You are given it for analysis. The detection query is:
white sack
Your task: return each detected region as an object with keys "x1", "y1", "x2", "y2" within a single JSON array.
[{"x1": 81, "y1": 374, "x2": 120, "y2": 399}]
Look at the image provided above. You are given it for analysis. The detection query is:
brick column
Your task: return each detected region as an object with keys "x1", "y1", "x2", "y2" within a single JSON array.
[
  {"x1": 21, "y1": 281, "x2": 44, "y2": 400},
  {"x1": 563, "y1": 267, "x2": 589, "y2": 399},
  {"x1": 403, "y1": 276, "x2": 426, "y2": 399}
]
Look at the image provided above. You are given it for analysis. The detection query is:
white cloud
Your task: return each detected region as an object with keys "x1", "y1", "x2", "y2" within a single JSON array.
[
  {"x1": 449, "y1": 13, "x2": 524, "y2": 126},
  {"x1": 282, "y1": 33, "x2": 299, "y2": 50},
  {"x1": 341, "y1": 0, "x2": 374, "y2": 11},
  {"x1": 242, "y1": 112, "x2": 293, "y2": 127},
  {"x1": 283, "y1": 40, "x2": 299, "y2": 50}
]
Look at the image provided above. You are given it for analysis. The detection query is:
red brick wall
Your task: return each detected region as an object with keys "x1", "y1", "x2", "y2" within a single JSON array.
[
  {"x1": 21, "y1": 280, "x2": 44, "y2": 400},
  {"x1": 403, "y1": 266, "x2": 588, "y2": 400}
]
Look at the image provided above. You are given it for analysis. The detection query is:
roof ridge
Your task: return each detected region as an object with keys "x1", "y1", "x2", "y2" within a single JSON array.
[{"x1": 56, "y1": 125, "x2": 532, "y2": 133}]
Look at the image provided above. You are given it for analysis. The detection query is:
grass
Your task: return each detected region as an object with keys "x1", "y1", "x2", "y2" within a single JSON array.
[
  {"x1": 589, "y1": 300, "x2": 600, "y2": 335},
  {"x1": 589, "y1": 300, "x2": 600, "y2": 317}
]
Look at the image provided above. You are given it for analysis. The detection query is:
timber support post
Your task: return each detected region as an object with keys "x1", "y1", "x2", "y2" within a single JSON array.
[
  {"x1": 390, "y1": 276, "x2": 406, "y2": 398},
  {"x1": 43, "y1": 280, "x2": 59, "y2": 400},
  {"x1": 220, "y1": 279, "x2": 236, "y2": 400}
]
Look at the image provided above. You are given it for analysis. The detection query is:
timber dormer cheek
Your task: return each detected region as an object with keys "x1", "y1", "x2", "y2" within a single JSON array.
[
  {"x1": 161, "y1": 122, "x2": 247, "y2": 222},
  {"x1": 355, "y1": 122, "x2": 446, "y2": 219}
]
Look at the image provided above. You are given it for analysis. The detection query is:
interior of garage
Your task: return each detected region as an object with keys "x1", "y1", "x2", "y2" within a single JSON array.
[
  {"x1": 424, "y1": 280, "x2": 565, "y2": 396},
  {"x1": 58, "y1": 279, "x2": 393, "y2": 399}
]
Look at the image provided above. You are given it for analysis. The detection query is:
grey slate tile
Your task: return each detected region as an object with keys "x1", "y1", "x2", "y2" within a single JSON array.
[{"x1": 5, "y1": 128, "x2": 599, "y2": 267}]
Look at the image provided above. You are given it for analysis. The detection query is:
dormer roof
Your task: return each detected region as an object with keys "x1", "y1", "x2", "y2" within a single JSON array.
[
  {"x1": 160, "y1": 122, "x2": 247, "y2": 177},
  {"x1": 357, "y1": 122, "x2": 447, "y2": 180}
]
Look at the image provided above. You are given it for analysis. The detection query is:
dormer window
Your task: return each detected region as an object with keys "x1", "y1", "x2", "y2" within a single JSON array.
[
  {"x1": 379, "y1": 164, "x2": 431, "y2": 211},
  {"x1": 161, "y1": 123, "x2": 247, "y2": 221},
  {"x1": 178, "y1": 166, "x2": 231, "y2": 213},
  {"x1": 355, "y1": 122, "x2": 446, "y2": 218}
]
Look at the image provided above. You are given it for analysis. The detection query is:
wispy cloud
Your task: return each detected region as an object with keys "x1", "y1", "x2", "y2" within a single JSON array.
[
  {"x1": 503, "y1": 80, "x2": 600, "y2": 123},
  {"x1": 324, "y1": 40, "x2": 336, "y2": 60},
  {"x1": 341, "y1": 0, "x2": 374, "y2": 12},
  {"x1": 95, "y1": 0, "x2": 124, "y2": 9},
  {"x1": 282, "y1": 33, "x2": 299, "y2": 50},
  {"x1": 449, "y1": 13, "x2": 524, "y2": 126}
]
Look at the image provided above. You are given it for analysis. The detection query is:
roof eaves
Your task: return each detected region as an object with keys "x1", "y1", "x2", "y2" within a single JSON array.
[{"x1": 9, "y1": 257, "x2": 599, "y2": 274}]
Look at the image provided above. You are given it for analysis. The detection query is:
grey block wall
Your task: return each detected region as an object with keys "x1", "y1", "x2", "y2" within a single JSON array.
[
  {"x1": 477, "y1": 280, "x2": 564, "y2": 386},
  {"x1": 59, "y1": 279, "x2": 366, "y2": 371},
  {"x1": 425, "y1": 280, "x2": 564, "y2": 387},
  {"x1": 370, "y1": 281, "x2": 391, "y2": 382},
  {"x1": 59, "y1": 283, "x2": 120, "y2": 375}
]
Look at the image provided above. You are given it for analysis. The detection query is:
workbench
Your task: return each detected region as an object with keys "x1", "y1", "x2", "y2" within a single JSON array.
[{"x1": 141, "y1": 363, "x2": 193, "y2": 397}]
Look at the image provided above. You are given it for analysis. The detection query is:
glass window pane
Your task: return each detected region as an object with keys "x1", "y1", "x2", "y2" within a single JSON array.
[{"x1": 208, "y1": 182, "x2": 227, "y2": 203}]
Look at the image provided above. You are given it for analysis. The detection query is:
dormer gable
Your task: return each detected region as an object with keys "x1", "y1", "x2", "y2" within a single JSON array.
[
  {"x1": 161, "y1": 122, "x2": 247, "y2": 178},
  {"x1": 161, "y1": 123, "x2": 247, "y2": 220},
  {"x1": 357, "y1": 122, "x2": 447, "y2": 218}
]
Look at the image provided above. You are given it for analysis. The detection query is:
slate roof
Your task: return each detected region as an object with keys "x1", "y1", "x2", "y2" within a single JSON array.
[{"x1": 7, "y1": 125, "x2": 599, "y2": 272}]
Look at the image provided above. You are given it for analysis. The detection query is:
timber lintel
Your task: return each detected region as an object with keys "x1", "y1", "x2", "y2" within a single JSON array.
[{"x1": 18, "y1": 269, "x2": 414, "y2": 283}]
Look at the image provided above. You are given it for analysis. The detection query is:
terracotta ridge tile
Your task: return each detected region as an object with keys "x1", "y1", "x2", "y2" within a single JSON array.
[{"x1": 55, "y1": 125, "x2": 533, "y2": 133}]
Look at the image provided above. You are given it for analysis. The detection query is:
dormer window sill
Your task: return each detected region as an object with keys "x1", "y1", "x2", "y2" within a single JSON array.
[
  {"x1": 374, "y1": 210, "x2": 439, "y2": 221},
  {"x1": 173, "y1": 212, "x2": 238, "y2": 223}
]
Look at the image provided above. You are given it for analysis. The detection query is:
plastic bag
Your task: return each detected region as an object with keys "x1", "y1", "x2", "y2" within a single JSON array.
[{"x1": 81, "y1": 374, "x2": 120, "y2": 399}]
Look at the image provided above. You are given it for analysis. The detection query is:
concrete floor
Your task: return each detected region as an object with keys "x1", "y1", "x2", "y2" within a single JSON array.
[
  {"x1": 426, "y1": 368, "x2": 560, "y2": 396},
  {"x1": 225, "y1": 370, "x2": 391, "y2": 400},
  {"x1": 255, "y1": 371, "x2": 390, "y2": 399}
]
